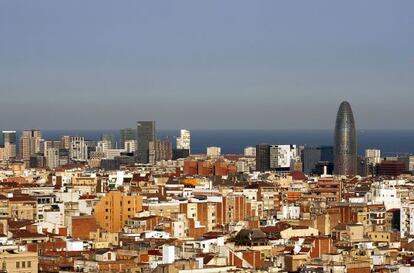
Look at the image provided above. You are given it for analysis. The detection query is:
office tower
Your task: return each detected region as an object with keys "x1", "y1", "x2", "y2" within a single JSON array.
[
  {"x1": 398, "y1": 155, "x2": 414, "y2": 173},
  {"x1": 2, "y1": 130, "x2": 17, "y2": 160},
  {"x1": 120, "y1": 128, "x2": 137, "y2": 149},
  {"x1": 45, "y1": 148, "x2": 60, "y2": 169},
  {"x1": 101, "y1": 133, "x2": 114, "y2": 149},
  {"x1": 44, "y1": 140, "x2": 61, "y2": 150},
  {"x1": 302, "y1": 145, "x2": 334, "y2": 174},
  {"x1": 334, "y1": 101, "x2": 357, "y2": 176},
  {"x1": 365, "y1": 149, "x2": 381, "y2": 166},
  {"x1": 70, "y1": 136, "x2": 88, "y2": 162},
  {"x1": 207, "y1": 146, "x2": 221, "y2": 157},
  {"x1": 96, "y1": 141, "x2": 110, "y2": 153},
  {"x1": 149, "y1": 139, "x2": 172, "y2": 164},
  {"x1": 256, "y1": 144, "x2": 270, "y2": 172},
  {"x1": 379, "y1": 160, "x2": 405, "y2": 176},
  {"x1": 29, "y1": 155, "x2": 45, "y2": 168},
  {"x1": 244, "y1": 146, "x2": 256, "y2": 157},
  {"x1": 172, "y1": 148, "x2": 190, "y2": 160},
  {"x1": 61, "y1": 135, "x2": 71, "y2": 150},
  {"x1": 156, "y1": 139, "x2": 172, "y2": 162},
  {"x1": 124, "y1": 140, "x2": 136, "y2": 153},
  {"x1": 176, "y1": 129, "x2": 191, "y2": 152},
  {"x1": 19, "y1": 129, "x2": 42, "y2": 163},
  {"x1": 269, "y1": 145, "x2": 297, "y2": 171},
  {"x1": 136, "y1": 121, "x2": 156, "y2": 164},
  {"x1": 365, "y1": 149, "x2": 381, "y2": 176},
  {"x1": 269, "y1": 144, "x2": 297, "y2": 171}
]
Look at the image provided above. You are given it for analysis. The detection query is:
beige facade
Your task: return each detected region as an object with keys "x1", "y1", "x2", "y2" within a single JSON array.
[
  {"x1": 94, "y1": 191, "x2": 143, "y2": 232},
  {"x1": 0, "y1": 251, "x2": 38, "y2": 273}
]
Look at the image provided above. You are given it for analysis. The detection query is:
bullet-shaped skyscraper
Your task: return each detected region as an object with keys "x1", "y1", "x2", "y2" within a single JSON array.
[{"x1": 334, "y1": 101, "x2": 357, "y2": 175}]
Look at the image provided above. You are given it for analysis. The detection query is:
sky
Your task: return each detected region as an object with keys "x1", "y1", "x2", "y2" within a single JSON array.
[{"x1": 0, "y1": 1, "x2": 413, "y2": 130}]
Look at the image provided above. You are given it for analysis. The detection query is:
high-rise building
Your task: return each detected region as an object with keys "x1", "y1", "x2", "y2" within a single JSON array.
[
  {"x1": 19, "y1": 129, "x2": 42, "y2": 163},
  {"x1": 256, "y1": 144, "x2": 270, "y2": 172},
  {"x1": 69, "y1": 136, "x2": 88, "y2": 162},
  {"x1": 124, "y1": 140, "x2": 136, "y2": 153},
  {"x1": 61, "y1": 135, "x2": 71, "y2": 150},
  {"x1": 101, "y1": 133, "x2": 114, "y2": 149},
  {"x1": 2, "y1": 130, "x2": 17, "y2": 160},
  {"x1": 176, "y1": 129, "x2": 191, "y2": 152},
  {"x1": 207, "y1": 146, "x2": 221, "y2": 157},
  {"x1": 136, "y1": 121, "x2": 156, "y2": 164},
  {"x1": 172, "y1": 148, "x2": 190, "y2": 160},
  {"x1": 244, "y1": 146, "x2": 256, "y2": 157},
  {"x1": 334, "y1": 101, "x2": 357, "y2": 176},
  {"x1": 365, "y1": 149, "x2": 381, "y2": 166},
  {"x1": 120, "y1": 128, "x2": 137, "y2": 149},
  {"x1": 149, "y1": 139, "x2": 173, "y2": 164},
  {"x1": 45, "y1": 148, "x2": 60, "y2": 169},
  {"x1": 95, "y1": 140, "x2": 111, "y2": 153},
  {"x1": 269, "y1": 145, "x2": 297, "y2": 171},
  {"x1": 302, "y1": 145, "x2": 334, "y2": 174}
]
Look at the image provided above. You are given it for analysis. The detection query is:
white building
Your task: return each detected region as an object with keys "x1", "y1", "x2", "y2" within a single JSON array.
[
  {"x1": 162, "y1": 245, "x2": 175, "y2": 264},
  {"x1": 365, "y1": 149, "x2": 381, "y2": 165},
  {"x1": 207, "y1": 146, "x2": 221, "y2": 157},
  {"x1": 96, "y1": 141, "x2": 110, "y2": 153},
  {"x1": 244, "y1": 146, "x2": 256, "y2": 157},
  {"x1": 124, "y1": 140, "x2": 136, "y2": 153},
  {"x1": 70, "y1": 136, "x2": 88, "y2": 162},
  {"x1": 105, "y1": 149, "x2": 126, "y2": 160},
  {"x1": 368, "y1": 181, "x2": 402, "y2": 210},
  {"x1": 176, "y1": 129, "x2": 191, "y2": 151},
  {"x1": 270, "y1": 145, "x2": 297, "y2": 169}
]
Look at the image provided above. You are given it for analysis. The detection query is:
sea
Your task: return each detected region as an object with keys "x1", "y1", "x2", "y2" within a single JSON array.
[{"x1": 31, "y1": 129, "x2": 414, "y2": 156}]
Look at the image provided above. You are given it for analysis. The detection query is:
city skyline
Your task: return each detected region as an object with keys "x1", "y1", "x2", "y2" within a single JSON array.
[{"x1": 1, "y1": 1, "x2": 413, "y2": 130}]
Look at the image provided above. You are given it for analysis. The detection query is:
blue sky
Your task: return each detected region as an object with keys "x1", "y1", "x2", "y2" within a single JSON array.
[{"x1": 0, "y1": 1, "x2": 413, "y2": 130}]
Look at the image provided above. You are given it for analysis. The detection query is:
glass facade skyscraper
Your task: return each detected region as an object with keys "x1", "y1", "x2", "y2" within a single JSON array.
[
  {"x1": 334, "y1": 101, "x2": 357, "y2": 175},
  {"x1": 136, "y1": 121, "x2": 156, "y2": 164}
]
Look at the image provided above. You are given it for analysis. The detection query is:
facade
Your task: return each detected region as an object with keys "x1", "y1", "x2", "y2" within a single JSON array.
[
  {"x1": 136, "y1": 121, "x2": 156, "y2": 164},
  {"x1": 149, "y1": 139, "x2": 173, "y2": 164},
  {"x1": 124, "y1": 139, "x2": 136, "y2": 153},
  {"x1": 61, "y1": 135, "x2": 71, "y2": 150},
  {"x1": 269, "y1": 144, "x2": 297, "y2": 171},
  {"x1": 0, "y1": 251, "x2": 38, "y2": 273},
  {"x1": 334, "y1": 101, "x2": 357, "y2": 176},
  {"x1": 2, "y1": 130, "x2": 17, "y2": 160},
  {"x1": 365, "y1": 149, "x2": 381, "y2": 165},
  {"x1": 70, "y1": 136, "x2": 88, "y2": 162},
  {"x1": 120, "y1": 128, "x2": 137, "y2": 149},
  {"x1": 101, "y1": 134, "x2": 114, "y2": 149},
  {"x1": 379, "y1": 160, "x2": 406, "y2": 176},
  {"x1": 172, "y1": 149, "x2": 190, "y2": 160},
  {"x1": 45, "y1": 148, "x2": 60, "y2": 169},
  {"x1": 302, "y1": 145, "x2": 333, "y2": 174},
  {"x1": 256, "y1": 144, "x2": 270, "y2": 172},
  {"x1": 176, "y1": 129, "x2": 191, "y2": 152},
  {"x1": 244, "y1": 146, "x2": 256, "y2": 157},
  {"x1": 206, "y1": 146, "x2": 221, "y2": 157},
  {"x1": 399, "y1": 155, "x2": 414, "y2": 173},
  {"x1": 94, "y1": 191, "x2": 143, "y2": 232},
  {"x1": 19, "y1": 129, "x2": 42, "y2": 163}
]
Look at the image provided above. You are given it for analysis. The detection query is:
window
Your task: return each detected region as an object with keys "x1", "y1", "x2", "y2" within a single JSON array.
[
  {"x1": 16, "y1": 262, "x2": 19, "y2": 269},
  {"x1": 22, "y1": 261, "x2": 26, "y2": 268}
]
